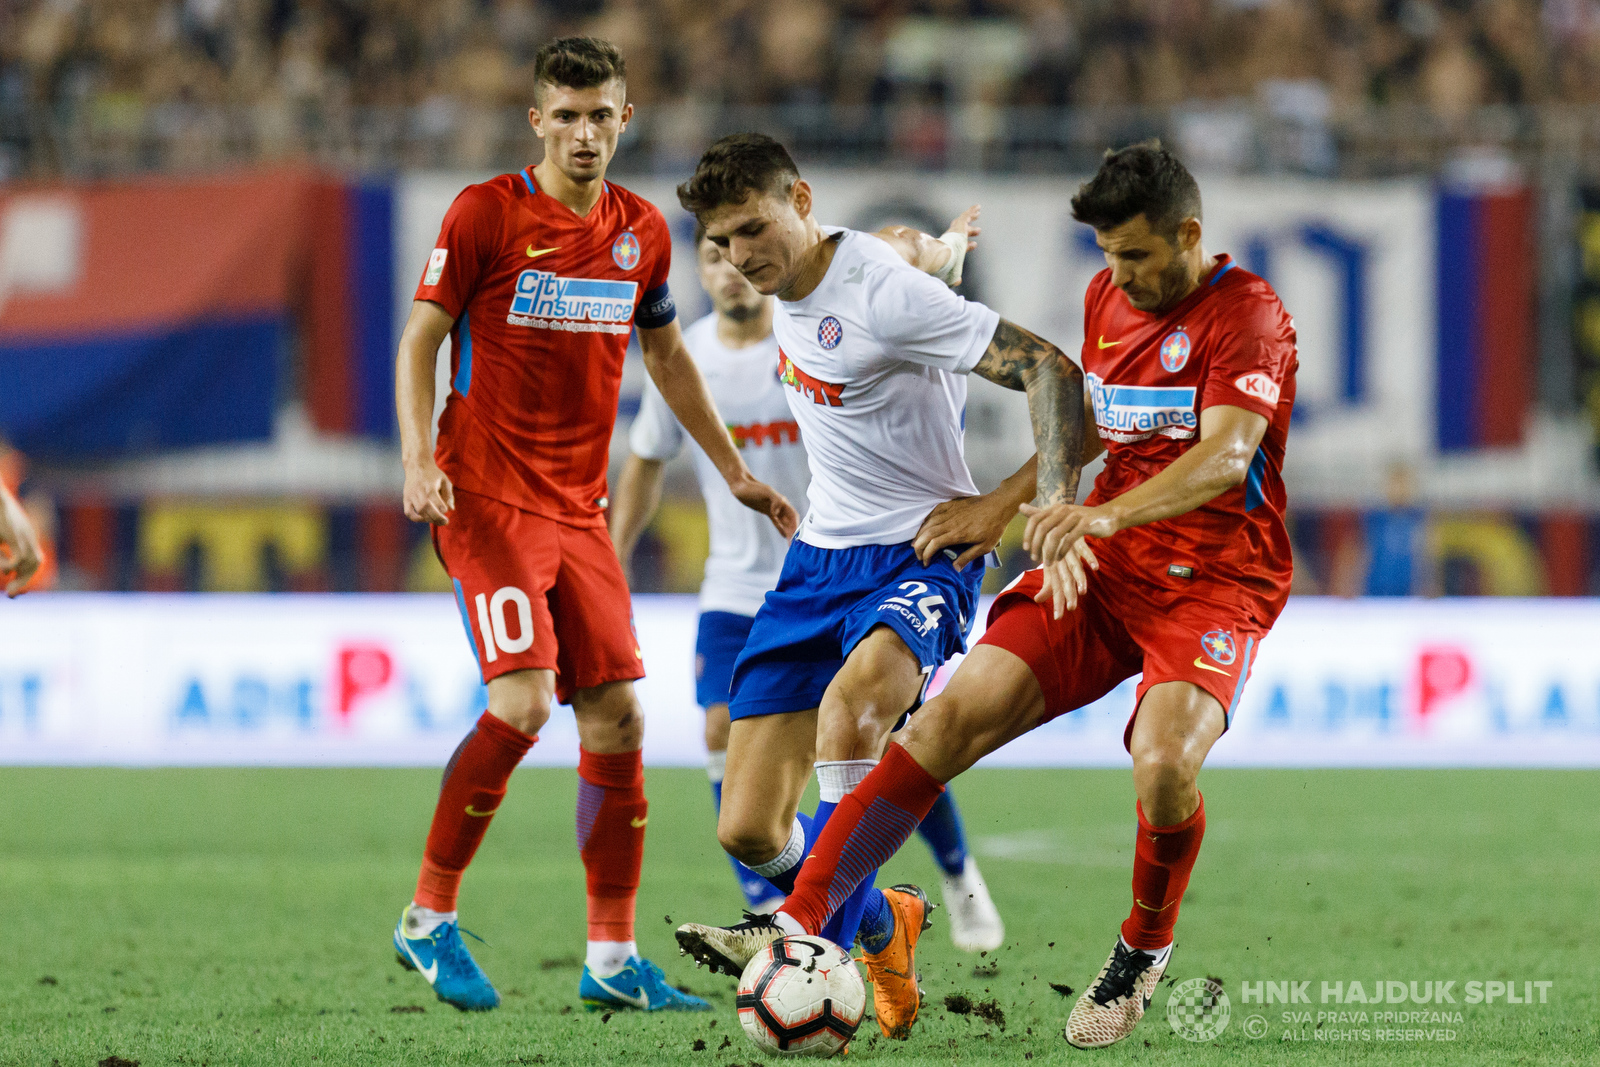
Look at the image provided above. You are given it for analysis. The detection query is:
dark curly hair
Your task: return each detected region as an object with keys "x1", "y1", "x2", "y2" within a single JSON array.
[
  {"x1": 1070, "y1": 140, "x2": 1201, "y2": 240},
  {"x1": 677, "y1": 133, "x2": 801, "y2": 218}
]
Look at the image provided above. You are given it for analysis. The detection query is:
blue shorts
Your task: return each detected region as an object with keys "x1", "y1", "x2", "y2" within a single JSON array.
[
  {"x1": 727, "y1": 540, "x2": 984, "y2": 720},
  {"x1": 695, "y1": 610, "x2": 756, "y2": 708}
]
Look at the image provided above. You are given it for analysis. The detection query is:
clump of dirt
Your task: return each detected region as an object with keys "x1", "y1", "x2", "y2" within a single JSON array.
[
  {"x1": 944, "y1": 994, "x2": 973, "y2": 1015},
  {"x1": 972, "y1": 999, "x2": 1006, "y2": 1029},
  {"x1": 1049, "y1": 982, "x2": 1074, "y2": 997},
  {"x1": 389, "y1": 1005, "x2": 425, "y2": 1014}
]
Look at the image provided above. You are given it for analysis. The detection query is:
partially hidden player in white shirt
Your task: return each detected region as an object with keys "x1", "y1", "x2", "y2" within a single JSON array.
[
  {"x1": 609, "y1": 215, "x2": 1005, "y2": 952},
  {"x1": 669, "y1": 133, "x2": 1092, "y2": 1041}
]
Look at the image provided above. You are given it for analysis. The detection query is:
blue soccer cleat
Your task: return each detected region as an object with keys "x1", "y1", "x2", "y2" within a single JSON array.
[
  {"x1": 579, "y1": 955, "x2": 712, "y2": 1012},
  {"x1": 393, "y1": 906, "x2": 501, "y2": 1011}
]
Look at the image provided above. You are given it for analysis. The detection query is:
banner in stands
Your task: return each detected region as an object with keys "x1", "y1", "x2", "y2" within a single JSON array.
[
  {"x1": 0, "y1": 169, "x2": 394, "y2": 458},
  {"x1": 2, "y1": 595, "x2": 1595, "y2": 768}
]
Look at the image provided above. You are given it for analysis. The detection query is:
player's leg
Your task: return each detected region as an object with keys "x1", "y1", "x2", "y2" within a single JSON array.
[
  {"x1": 1065, "y1": 603, "x2": 1256, "y2": 1049},
  {"x1": 917, "y1": 785, "x2": 1004, "y2": 952},
  {"x1": 774, "y1": 568, "x2": 1131, "y2": 942},
  {"x1": 554, "y1": 524, "x2": 707, "y2": 1012},
  {"x1": 776, "y1": 642, "x2": 1050, "y2": 940},
  {"x1": 1064, "y1": 681, "x2": 1223, "y2": 1049},
  {"x1": 696, "y1": 611, "x2": 780, "y2": 910},
  {"x1": 394, "y1": 492, "x2": 560, "y2": 1011}
]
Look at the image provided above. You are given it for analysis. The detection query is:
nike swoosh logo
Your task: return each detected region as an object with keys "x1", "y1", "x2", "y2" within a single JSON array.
[
  {"x1": 1193, "y1": 657, "x2": 1232, "y2": 676},
  {"x1": 591, "y1": 973, "x2": 650, "y2": 1009},
  {"x1": 1135, "y1": 897, "x2": 1176, "y2": 912},
  {"x1": 526, "y1": 245, "x2": 559, "y2": 259},
  {"x1": 844, "y1": 265, "x2": 865, "y2": 284},
  {"x1": 1097, "y1": 335, "x2": 1121, "y2": 349},
  {"x1": 400, "y1": 937, "x2": 440, "y2": 984},
  {"x1": 465, "y1": 805, "x2": 498, "y2": 817},
  {"x1": 630, "y1": 816, "x2": 648, "y2": 828}
]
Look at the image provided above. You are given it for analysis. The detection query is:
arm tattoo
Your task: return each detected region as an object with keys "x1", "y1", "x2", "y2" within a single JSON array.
[{"x1": 974, "y1": 319, "x2": 1085, "y2": 507}]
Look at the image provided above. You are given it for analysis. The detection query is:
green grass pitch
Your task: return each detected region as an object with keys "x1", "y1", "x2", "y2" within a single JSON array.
[{"x1": 2, "y1": 766, "x2": 1595, "y2": 1065}]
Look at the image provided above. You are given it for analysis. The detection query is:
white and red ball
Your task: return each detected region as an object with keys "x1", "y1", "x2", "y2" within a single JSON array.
[{"x1": 736, "y1": 936, "x2": 866, "y2": 1058}]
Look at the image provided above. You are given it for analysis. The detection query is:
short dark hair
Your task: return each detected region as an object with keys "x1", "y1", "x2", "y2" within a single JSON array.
[
  {"x1": 533, "y1": 37, "x2": 626, "y2": 100},
  {"x1": 1070, "y1": 140, "x2": 1201, "y2": 239},
  {"x1": 677, "y1": 133, "x2": 801, "y2": 218}
]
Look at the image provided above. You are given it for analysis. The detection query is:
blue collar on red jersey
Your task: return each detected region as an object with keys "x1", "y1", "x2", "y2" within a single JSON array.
[{"x1": 1208, "y1": 258, "x2": 1237, "y2": 286}]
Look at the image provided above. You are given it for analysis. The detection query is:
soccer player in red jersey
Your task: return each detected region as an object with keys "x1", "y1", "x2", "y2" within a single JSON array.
[
  {"x1": 389, "y1": 38, "x2": 795, "y2": 1014},
  {"x1": 755, "y1": 142, "x2": 1299, "y2": 1049}
]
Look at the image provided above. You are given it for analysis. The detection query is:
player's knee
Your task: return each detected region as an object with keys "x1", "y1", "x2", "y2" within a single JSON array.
[
  {"x1": 717, "y1": 816, "x2": 785, "y2": 867},
  {"x1": 486, "y1": 676, "x2": 554, "y2": 737},
  {"x1": 1131, "y1": 744, "x2": 1199, "y2": 802}
]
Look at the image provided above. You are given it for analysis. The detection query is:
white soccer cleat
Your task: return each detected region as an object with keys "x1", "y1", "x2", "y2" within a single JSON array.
[
  {"x1": 1064, "y1": 938, "x2": 1172, "y2": 1049},
  {"x1": 675, "y1": 911, "x2": 785, "y2": 977},
  {"x1": 940, "y1": 857, "x2": 1004, "y2": 953}
]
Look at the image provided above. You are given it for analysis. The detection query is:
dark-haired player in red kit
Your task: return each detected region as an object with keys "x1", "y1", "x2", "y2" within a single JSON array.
[
  {"x1": 747, "y1": 142, "x2": 1298, "y2": 1050},
  {"x1": 390, "y1": 37, "x2": 795, "y2": 1014}
]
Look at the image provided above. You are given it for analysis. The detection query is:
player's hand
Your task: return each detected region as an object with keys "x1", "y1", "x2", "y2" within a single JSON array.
[
  {"x1": 1030, "y1": 539, "x2": 1098, "y2": 619},
  {"x1": 912, "y1": 490, "x2": 1013, "y2": 570},
  {"x1": 403, "y1": 457, "x2": 456, "y2": 525},
  {"x1": 729, "y1": 472, "x2": 799, "y2": 539},
  {"x1": 0, "y1": 491, "x2": 44, "y2": 598},
  {"x1": 1019, "y1": 502, "x2": 1117, "y2": 565},
  {"x1": 944, "y1": 204, "x2": 982, "y2": 253}
]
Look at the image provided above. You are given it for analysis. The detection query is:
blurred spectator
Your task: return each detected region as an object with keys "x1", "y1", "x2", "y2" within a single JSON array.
[
  {"x1": 1363, "y1": 460, "x2": 1432, "y2": 596},
  {"x1": 3, "y1": 0, "x2": 1594, "y2": 177}
]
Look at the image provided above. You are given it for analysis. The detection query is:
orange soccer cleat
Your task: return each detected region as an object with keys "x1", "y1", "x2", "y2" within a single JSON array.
[{"x1": 860, "y1": 884, "x2": 934, "y2": 1040}]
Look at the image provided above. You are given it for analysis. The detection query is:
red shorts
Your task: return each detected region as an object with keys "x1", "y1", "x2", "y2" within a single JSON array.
[
  {"x1": 433, "y1": 488, "x2": 644, "y2": 702},
  {"x1": 978, "y1": 567, "x2": 1268, "y2": 751}
]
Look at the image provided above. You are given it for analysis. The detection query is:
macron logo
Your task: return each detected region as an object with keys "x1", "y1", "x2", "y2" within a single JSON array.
[{"x1": 1234, "y1": 372, "x2": 1281, "y2": 406}]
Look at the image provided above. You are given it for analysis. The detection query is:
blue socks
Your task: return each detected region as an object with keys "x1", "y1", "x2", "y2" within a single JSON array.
[
  {"x1": 857, "y1": 886, "x2": 895, "y2": 954},
  {"x1": 915, "y1": 787, "x2": 970, "y2": 876}
]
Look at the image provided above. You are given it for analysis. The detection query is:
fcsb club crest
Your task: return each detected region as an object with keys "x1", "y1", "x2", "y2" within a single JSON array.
[
  {"x1": 1160, "y1": 329, "x2": 1191, "y2": 373},
  {"x1": 1201, "y1": 630, "x2": 1237, "y2": 666},
  {"x1": 818, "y1": 316, "x2": 843, "y2": 350},
  {"x1": 612, "y1": 231, "x2": 641, "y2": 271}
]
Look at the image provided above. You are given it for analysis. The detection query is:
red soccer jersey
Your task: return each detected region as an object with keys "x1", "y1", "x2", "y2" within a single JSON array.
[
  {"x1": 1080, "y1": 255, "x2": 1298, "y2": 625},
  {"x1": 415, "y1": 168, "x2": 676, "y2": 527}
]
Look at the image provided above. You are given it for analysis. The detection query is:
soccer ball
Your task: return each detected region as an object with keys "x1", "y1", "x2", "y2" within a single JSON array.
[{"x1": 736, "y1": 936, "x2": 866, "y2": 1058}]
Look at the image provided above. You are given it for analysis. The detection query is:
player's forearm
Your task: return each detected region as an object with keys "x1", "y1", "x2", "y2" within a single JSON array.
[
  {"x1": 1098, "y1": 435, "x2": 1251, "y2": 531},
  {"x1": 642, "y1": 342, "x2": 748, "y2": 483},
  {"x1": 608, "y1": 454, "x2": 665, "y2": 563},
  {"x1": 395, "y1": 333, "x2": 440, "y2": 469},
  {"x1": 1025, "y1": 356, "x2": 1086, "y2": 508},
  {"x1": 994, "y1": 454, "x2": 1039, "y2": 510}
]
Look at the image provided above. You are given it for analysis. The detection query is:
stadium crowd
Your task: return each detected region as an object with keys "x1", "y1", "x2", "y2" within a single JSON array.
[{"x1": 1, "y1": 0, "x2": 1596, "y2": 175}]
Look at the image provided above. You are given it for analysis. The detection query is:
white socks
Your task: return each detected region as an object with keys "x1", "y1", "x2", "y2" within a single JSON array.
[
  {"x1": 1120, "y1": 936, "x2": 1173, "y2": 962},
  {"x1": 404, "y1": 903, "x2": 455, "y2": 937},
  {"x1": 706, "y1": 750, "x2": 727, "y2": 784},
  {"x1": 772, "y1": 911, "x2": 805, "y2": 937},
  {"x1": 815, "y1": 759, "x2": 877, "y2": 804},
  {"x1": 748, "y1": 816, "x2": 806, "y2": 878},
  {"x1": 587, "y1": 940, "x2": 638, "y2": 977}
]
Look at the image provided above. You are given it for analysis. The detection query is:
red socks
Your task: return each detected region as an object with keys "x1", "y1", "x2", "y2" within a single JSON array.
[
  {"x1": 781, "y1": 743, "x2": 943, "y2": 935},
  {"x1": 414, "y1": 712, "x2": 537, "y2": 912},
  {"x1": 1121, "y1": 795, "x2": 1206, "y2": 950},
  {"x1": 576, "y1": 748, "x2": 647, "y2": 943}
]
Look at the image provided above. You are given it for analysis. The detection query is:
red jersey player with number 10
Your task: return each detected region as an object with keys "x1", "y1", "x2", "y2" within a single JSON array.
[
  {"x1": 757, "y1": 142, "x2": 1299, "y2": 1051},
  {"x1": 389, "y1": 37, "x2": 795, "y2": 1015}
]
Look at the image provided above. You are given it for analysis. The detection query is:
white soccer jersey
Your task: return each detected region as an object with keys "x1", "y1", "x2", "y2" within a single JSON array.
[
  {"x1": 771, "y1": 228, "x2": 1001, "y2": 548},
  {"x1": 630, "y1": 312, "x2": 811, "y2": 616}
]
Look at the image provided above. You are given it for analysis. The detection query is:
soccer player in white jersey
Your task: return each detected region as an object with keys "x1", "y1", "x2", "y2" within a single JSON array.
[
  {"x1": 671, "y1": 133, "x2": 1089, "y2": 1039},
  {"x1": 609, "y1": 218, "x2": 1005, "y2": 951}
]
